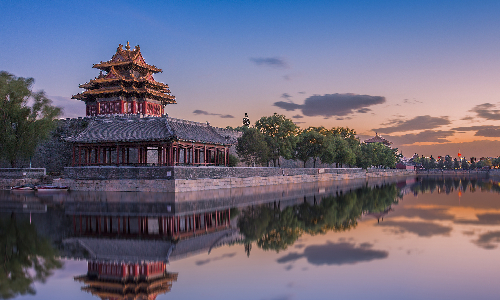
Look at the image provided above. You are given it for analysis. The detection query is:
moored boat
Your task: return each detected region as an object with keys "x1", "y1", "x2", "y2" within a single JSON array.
[
  {"x1": 35, "y1": 185, "x2": 69, "y2": 192},
  {"x1": 10, "y1": 185, "x2": 35, "y2": 191}
]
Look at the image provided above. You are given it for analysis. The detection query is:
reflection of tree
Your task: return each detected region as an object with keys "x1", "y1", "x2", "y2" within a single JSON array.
[
  {"x1": 238, "y1": 184, "x2": 401, "y2": 254},
  {"x1": 257, "y1": 206, "x2": 303, "y2": 252},
  {"x1": 238, "y1": 205, "x2": 303, "y2": 253},
  {"x1": 411, "y1": 177, "x2": 500, "y2": 195},
  {"x1": 0, "y1": 214, "x2": 62, "y2": 299}
]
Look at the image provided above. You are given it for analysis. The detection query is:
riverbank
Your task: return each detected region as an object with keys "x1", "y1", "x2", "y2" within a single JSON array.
[{"x1": 53, "y1": 166, "x2": 415, "y2": 192}]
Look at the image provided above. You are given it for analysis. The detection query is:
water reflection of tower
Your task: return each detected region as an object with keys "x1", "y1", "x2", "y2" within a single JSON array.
[{"x1": 75, "y1": 260, "x2": 178, "y2": 300}]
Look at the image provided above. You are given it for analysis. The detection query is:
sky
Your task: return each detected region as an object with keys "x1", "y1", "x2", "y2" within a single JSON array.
[{"x1": 1, "y1": 0, "x2": 500, "y2": 158}]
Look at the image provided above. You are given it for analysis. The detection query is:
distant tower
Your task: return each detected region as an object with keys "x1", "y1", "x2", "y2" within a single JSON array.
[
  {"x1": 243, "y1": 113, "x2": 250, "y2": 126},
  {"x1": 72, "y1": 42, "x2": 176, "y2": 117}
]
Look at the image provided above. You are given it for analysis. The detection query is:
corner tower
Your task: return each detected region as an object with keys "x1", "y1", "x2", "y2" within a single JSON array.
[{"x1": 72, "y1": 42, "x2": 176, "y2": 116}]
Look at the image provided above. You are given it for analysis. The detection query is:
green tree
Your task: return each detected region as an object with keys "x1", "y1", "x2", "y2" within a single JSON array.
[
  {"x1": 356, "y1": 143, "x2": 374, "y2": 169},
  {"x1": 0, "y1": 214, "x2": 63, "y2": 299},
  {"x1": 227, "y1": 153, "x2": 239, "y2": 167},
  {"x1": 437, "y1": 158, "x2": 445, "y2": 169},
  {"x1": 294, "y1": 128, "x2": 324, "y2": 167},
  {"x1": 470, "y1": 157, "x2": 476, "y2": 170},
  {"x1": 0, "y1": 72, "x2": 62, "y2": 167},
  {"x1": 461, "y1": 159, "x2": 470, "y2": 170},
  {"x1": 236, "y1": 127, "x2": 270, "y2": 166},
  {"x1": 444, "y1": 155, "x2": 453, "y2": 170},
  {"x1": 327, "y1": 127, "x2": 360, "y2": 166},
  {"x1": 255, "y1": 113, "x2": 298, "y2": 167},
  {"x1": 429, "y1": 155, "x2": 437, "y2": 169}
]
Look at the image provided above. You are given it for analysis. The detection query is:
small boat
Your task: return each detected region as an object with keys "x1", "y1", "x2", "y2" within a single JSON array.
[
  {"x1": 10, "y1": 185, "x2": 35, "y2": 191},
  {"x1": 35, "y1": 185, "x2": 69, "y2": 192}
]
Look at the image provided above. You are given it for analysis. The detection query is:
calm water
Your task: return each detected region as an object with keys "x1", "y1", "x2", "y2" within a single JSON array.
[{"x1": 1, "y1": 176, "x2": 500, "y2": 300}]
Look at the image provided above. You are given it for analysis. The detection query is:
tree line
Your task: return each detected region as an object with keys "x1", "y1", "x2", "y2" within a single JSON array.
[
  {"x1": 238, "y1": 183, "x2": 402, "y2": 254},
  {"x1": 410, "y1": 154, "x2": 500, "y2": 170},
  {"x1": 234, "y1": 113, "x2": 398, "y2": 169}
]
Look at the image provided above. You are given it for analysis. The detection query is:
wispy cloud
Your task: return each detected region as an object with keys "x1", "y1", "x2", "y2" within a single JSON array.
[
  {"x1": 373, "y1": 115, "x2": 450, "y2": 134},
  {"x1": 473, "y1": 231, "x2": 500, "y2": 250},
  {"x1": 378, "y1": 221, "x2": 452, "y2": 237},
  {"x1": 193, "y1": 110, "x2": 234, "y2": 118},
  {"x1": 281, "y1": 93, "x2": 292, "y2": 99},
  {"x1": 274, "y1": 93, "x2": 385, "y2": 118},
  {"x1": 357, "y1": 108, "x2": 371, "y2": 114},
  {"x1": 388, "y1": 130, "x2": 455, "y2": 145},
  {"x1": 469, "y1": 103, "x2": 500, "y2": 120},
  {"x1": 276, "y1": 241, "x2": 388, "y2": 266},
  {"x1": 403, "y1": 98, "x2": 423, "y2": 105},
  {"x1": 250, "y1": 57, "x2": 288, "y2": 69},
  {"x1": 452, "y1": 125, "x2": 500, "y2": 137}
]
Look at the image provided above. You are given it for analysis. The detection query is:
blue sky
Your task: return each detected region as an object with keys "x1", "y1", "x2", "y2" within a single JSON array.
[{"x1": 2, "y1": 0, "x2": 500, "y2": 157}]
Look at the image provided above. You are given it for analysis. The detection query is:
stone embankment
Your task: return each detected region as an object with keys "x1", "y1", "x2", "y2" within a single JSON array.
[
  {"x1": 416, "y1": 169, "x2": 499, "y2": 177},
  {"x1": 55, "y1": 166, "x2": 415, "y2": 192},
  {"x1": 0, "y1": 168, "x2": 46, "y2": 190}
]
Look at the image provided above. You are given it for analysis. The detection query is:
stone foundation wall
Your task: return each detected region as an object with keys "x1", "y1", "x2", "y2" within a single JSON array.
[
  {"x1": 0, "y1": 168, "x2": 47, "y2": 190},
  {"x1": 64, "y1": 166, "x2": 174, "y2": 180},
  {"x1": 54, "y1": 178, "x2": 175, "y2": 192},
  {"x1": 0, "y1": 168, "x2": 46, "y2": 178},
  {"x1": 59, "y1": 166, "x2": 415, "y2": 192}
]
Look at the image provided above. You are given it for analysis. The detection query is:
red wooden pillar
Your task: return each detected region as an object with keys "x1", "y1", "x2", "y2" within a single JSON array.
[
  {"x1": 215, "y1": 210, "x2": 218, "y2": 228},
  {"x1": 191, "y1": 145, "x2": 195, "y2": 165},
  {"x1": 138, "y1": 217, "x2": 142, "y2": 235},
  {"x1": 203, "y1": 145, "x2": 207, "y2": 165},
  {"x1": 79, "y1": 215, "x2": 82, "y2": 234},
  {"x1": 127, "y1": 216, "x2": 130, "y2": 234},
  {"x1": 117, "y1": 217, "x2": 120, "y2": 235},
  {"x1": 158, "y1": 146, "x2": 162, "y2": 165},
  {"x1": 178, "y1": 216, "x2": 181, "y2": 233},
  {"x1": 176, "y1": 144, "x2": 180, "y2": 165},
  {"x1": 77, "y1": 146, "x2": 81, "y2": 166},
  {"x1": 116, "y1": 145, "x2": 120, "y2": 165},
  {"x1": 97, "y1": 146, "x2": 101, "y2": 164},
  {"x1": 193, "y1": 213, "x2": 196, "y2": 233},
  {"x1": 72, "y1": 145, "x2": 76, "y2": 166}
]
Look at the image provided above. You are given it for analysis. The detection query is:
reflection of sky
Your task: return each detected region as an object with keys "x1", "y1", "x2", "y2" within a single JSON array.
[{"x1": 14, "y1": 188, "x2": 500, "y2": 300}]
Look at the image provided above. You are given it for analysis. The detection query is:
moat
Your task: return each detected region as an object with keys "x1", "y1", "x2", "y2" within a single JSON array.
[{"x1": 2, "y1": 176, "x2": 500, "y2": 300}]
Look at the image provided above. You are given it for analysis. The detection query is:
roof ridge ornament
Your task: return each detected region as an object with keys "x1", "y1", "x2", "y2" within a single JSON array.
[{"x1": 125, "y1": 41, "x2": 130, "y2": 50}]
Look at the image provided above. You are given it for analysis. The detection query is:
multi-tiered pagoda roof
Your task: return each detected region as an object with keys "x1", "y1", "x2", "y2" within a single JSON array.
[
  {"x1": 72, "y1": 42, "x2": 176, "y2": 117},
  {"x1": 364, "y1": 133, "x2": 392, "y2": 146}
]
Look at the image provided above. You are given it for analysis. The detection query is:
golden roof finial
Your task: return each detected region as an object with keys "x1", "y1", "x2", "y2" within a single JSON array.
[{"x1": 125, "y1": 41, "x2": 130, "y2": 50}]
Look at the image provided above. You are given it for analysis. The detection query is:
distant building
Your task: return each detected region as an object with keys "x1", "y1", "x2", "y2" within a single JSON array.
[{"x1": 364, "y1": 133, "x2": 392, "y2": 147}]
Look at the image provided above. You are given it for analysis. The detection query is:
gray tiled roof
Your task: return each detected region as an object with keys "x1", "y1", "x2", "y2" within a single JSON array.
[{"x1": 66, "y1": 116, "x2": 234, "y2": 145}]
